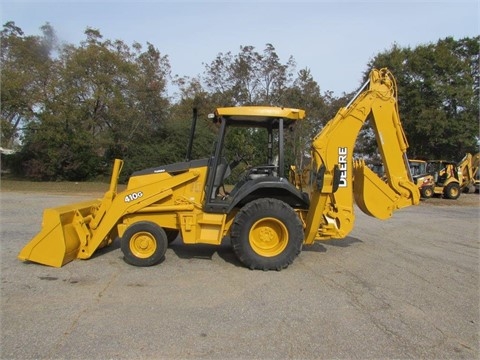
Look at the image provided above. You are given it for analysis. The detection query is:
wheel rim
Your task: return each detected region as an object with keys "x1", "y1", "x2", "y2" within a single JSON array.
[
  {"x1": 249, "y1": 217, "x2": 288, "y2": 257},
  {"x1": 425, "y1": 188, "x2": 433, "y2": 197},
  {"x1": 449, "y1": 187, "x2": 459, "y2": 198},
  {"x1": 129, "y1": 231, "x2": 157, "y2": 258}
]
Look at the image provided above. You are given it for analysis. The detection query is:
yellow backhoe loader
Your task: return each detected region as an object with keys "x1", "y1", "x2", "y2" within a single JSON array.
[
  {"x1": 18, "y1": 68, "x2": 419, "y2": 270},
  {"x1": 415, "y1": 153, "x2": 477, "y2": 199},
  {"x1": 409, "y1": 159, "x2": 434, "y2": 198}
]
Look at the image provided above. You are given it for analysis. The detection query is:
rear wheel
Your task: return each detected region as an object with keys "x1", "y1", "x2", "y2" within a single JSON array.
[
  {"x1": 444, "y1": 183, "x2": 460, "y2": 200},
  {"x1": 230, "y1": 198, "x2": 303, "y2": 270},
  {"x1": 121, "y1": 222, "x2": 168, "y2": 267}
]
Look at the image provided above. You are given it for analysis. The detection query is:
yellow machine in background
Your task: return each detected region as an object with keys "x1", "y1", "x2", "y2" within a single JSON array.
[
  {"x1": 412, "y1": 153, "x2": 478, "y2": 199},
  {"x1": 473, "y1": 153, "x2": 480, "y2": 193},
  {"x1": 425, "y1": 160, "x2": 462, "y2": 199},
  {"x1": 289, "y1": 164, "x2": 311, "y2": 190},
  {"x1": 409, "y1": 159, "x2": 435, "y2": 198},
  {"x1": 18, "y1": 68, "x2": 419, "y2": 270},
  {"x1": 458, "y1": 152, "x2": 479, "y2": 193}
]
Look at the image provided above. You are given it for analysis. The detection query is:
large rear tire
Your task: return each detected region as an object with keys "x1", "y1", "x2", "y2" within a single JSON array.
[
  {"x1": 444, "y1": 183, "x2": 460, "y2": 200},
  {"x1": 121, "y1": 221, "x2": 168, "y2": 267},
  {"x1": 230, "y1": 198, "x2": 303, "y2": 270}
]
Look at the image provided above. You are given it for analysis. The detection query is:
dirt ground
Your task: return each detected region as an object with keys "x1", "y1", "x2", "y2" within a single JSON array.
[{"x1": 1, "y1": 190, "x2": 479, "y2": 359}]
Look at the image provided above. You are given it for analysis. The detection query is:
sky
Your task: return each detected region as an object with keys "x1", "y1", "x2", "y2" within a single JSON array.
[{"x1": 2, "y1": 0, "x2": 479, "y2": 97}]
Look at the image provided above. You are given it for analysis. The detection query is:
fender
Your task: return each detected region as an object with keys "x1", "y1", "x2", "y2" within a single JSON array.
[{"x1": 204, "y1": 176, "x2": 309, "y2": 214}]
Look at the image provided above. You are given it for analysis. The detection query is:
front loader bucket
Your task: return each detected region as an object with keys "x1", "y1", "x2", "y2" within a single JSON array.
[
  {"x1": 19, "y1": 159, "x2": 124, "y2": 267},
  {"x1": 18, "y1": 199, "x2": 101, "y2": 267}
]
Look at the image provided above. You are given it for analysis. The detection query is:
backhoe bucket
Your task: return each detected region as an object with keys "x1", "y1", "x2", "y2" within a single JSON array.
[
  {"x1": 353, "y1": 161, "x2": 398, "y2": 220},
  {"x1": 18, "y1": 199, "x2": 101, "y2": 267}
]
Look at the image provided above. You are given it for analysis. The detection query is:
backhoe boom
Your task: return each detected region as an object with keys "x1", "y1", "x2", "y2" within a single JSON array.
[{"x1": 304, "y1": 68, "x2": 419, "y2": 244}]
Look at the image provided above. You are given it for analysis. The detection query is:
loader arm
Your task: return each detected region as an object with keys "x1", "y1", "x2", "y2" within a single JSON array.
[
  {"x1": 18, "y1": 159, "x2": 201, "y2": 267},
  {"x1": 304, "y1": 68, "x2": 420, "y2": 245}
]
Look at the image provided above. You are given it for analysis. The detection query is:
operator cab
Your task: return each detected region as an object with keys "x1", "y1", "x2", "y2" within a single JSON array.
[
  {"x1": 426, "y1": 160, "x2": 459, "y2": 185},
  {"x1": 203, "y1": 106, "x2": 309, "y2": 213}
]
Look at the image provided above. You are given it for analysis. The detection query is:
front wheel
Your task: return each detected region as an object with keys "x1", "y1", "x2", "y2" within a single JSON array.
[
  {"x1": 230, "y1": 198, "x2": 304, "y2": 271},
  {"x1": 420, "y1": 186, "x2": 434, "y2": 199},
  {"x1": 121, "y1": 221, "x2": 168, "y2": 267}
]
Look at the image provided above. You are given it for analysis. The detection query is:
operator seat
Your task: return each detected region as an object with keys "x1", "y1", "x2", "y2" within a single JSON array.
[
  {"x1": 211, "y1": 158, "x2": 231, "y2": 199},
  {"x1": 248, "y1": 155, "x2": 279, "y2": 180}
]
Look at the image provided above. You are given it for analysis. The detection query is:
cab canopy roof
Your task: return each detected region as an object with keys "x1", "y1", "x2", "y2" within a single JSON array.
[{"x1": 212, "y1": 106, "x2": 305, "y2": 128}]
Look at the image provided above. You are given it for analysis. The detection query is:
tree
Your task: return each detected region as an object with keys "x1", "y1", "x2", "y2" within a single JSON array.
[
  {"x1": 280, "y1": 68, "x2": 328, "y2": 170},
  {"x1": 0, "y1": 21, "x2": 57, "y2": 149},
  {"x1": 14, "y1": 26, "x2": 172, "y2": 180},
  {"x1": 368, "y1": 37, "x2": 479, "y2": 160},
  {"x1": 200, "y1": 44, "x2": 301, "y2": 178},
  {"x1": 169, "y1": 77, "x2": 218, "y2": 161},
  {"x1": 202, "y1": 44, "x2": 296, "y2": 106},
  {"x1": 9, "y1": 22, "x2": 477, "y2": 183}
]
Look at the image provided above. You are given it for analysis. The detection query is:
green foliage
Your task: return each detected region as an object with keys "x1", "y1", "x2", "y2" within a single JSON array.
[
  {"x1": 16, "y1": 119, "x2": 101, "y2": 180},
  {"x1": 2, "y1": 21, "x2": 478, "y2": 182},
  {"x1": 203, "y1": 44, "x2": 295, "y2": 106},
  {"x1": 368, "y1": 37, "x2": 480, "y2": 160},
  {"x1": 280, "y1": 68, "x2": 330, "y2": 169},
  {"x1": 2, "y1": 23, "x2": 172, "y2": 180},
  {"x1": 1, "y1": 21, "x2": 56, "y2": 149}
]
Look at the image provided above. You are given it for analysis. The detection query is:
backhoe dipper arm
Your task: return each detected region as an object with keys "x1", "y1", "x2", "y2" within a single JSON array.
[
  {"x1": 304, "y1": 68, "x2": 420, "y2": 245},
  {"x1": 457, "y1": 153, "x2": 474, "y2": 189}
]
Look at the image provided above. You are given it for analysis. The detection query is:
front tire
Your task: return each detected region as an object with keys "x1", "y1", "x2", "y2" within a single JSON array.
[
  {"x1": 420, "y1": 186, "x2": 434, "y2": 199},
  {"x1": 121, "y1": 222, "x2": 168, "y2": 267},
  {"x1": 230, "y1": 198, "x2": 304, "y2": 270}
]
